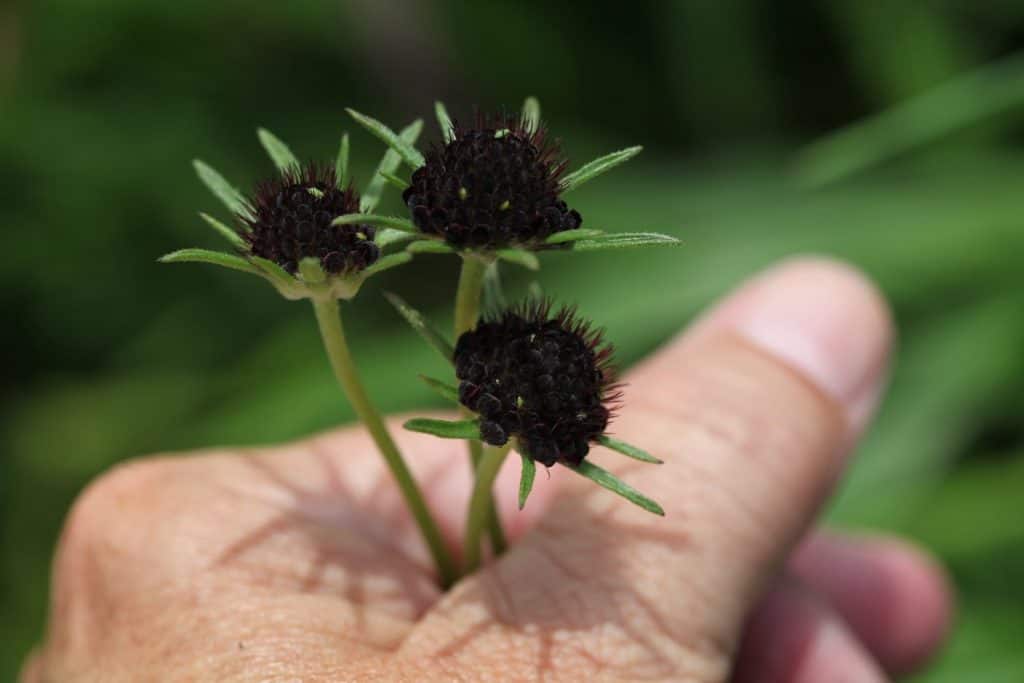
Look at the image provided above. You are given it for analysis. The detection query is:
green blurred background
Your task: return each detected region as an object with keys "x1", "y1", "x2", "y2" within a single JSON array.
[{"x1": 2, "y1": 1, "x2": 1023, "y2": 679}]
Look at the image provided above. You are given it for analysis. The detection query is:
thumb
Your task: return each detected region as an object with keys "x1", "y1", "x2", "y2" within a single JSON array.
[{"x1": 403, "y1": 258, "x2": 892, "y2": 680}]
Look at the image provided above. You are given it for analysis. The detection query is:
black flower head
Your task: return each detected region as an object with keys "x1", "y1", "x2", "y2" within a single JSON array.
[
  {"x1": 402, "y1": 113, "x2": 582, "y2": 250},
  {"x1": 454, "y1": 300, "x2": 619, "y2": 467},
  {"x1": 243, "y1": 162, "x2": 380, "y2": 275}
]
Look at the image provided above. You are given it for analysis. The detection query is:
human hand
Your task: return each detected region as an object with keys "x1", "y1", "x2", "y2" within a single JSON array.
[{"x1": 23, "y1": 258, "x2": 951, "y2": 682}]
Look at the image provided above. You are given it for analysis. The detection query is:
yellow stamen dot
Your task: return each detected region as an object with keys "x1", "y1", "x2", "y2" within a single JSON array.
[
  {"x1": 498, "y1": 200, "x2": 510, "y2": 211},
  {"x1": 356, "y1": 232, "x2": 367, "y2": 240},
  {"x1": 458, "y1": 187, "x2": 468, "y2": 200}
]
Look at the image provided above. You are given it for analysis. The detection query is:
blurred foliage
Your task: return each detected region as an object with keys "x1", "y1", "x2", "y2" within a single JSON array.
[{"x1": 2, "y1": 1, "x2": 1024, "y2": 680}]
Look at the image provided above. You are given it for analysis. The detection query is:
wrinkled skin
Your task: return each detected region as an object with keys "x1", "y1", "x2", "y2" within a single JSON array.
[{"x1": 23, "y1": 258, "x2": 951, "y2": 682}]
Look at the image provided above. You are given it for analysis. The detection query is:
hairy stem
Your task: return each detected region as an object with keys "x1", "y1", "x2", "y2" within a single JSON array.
[
  {"x1": 463, "y1": 443, "x2": 513, "y2": 573},
  {"x1": 312, "y1": 297, "x2": 457, "y2": 587}
]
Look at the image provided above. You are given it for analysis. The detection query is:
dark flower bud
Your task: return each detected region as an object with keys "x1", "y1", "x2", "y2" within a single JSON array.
[
  {"x1": 453, "y1": 300, "x2": 619, "y2": 467},
  {"x1": 243, "y1": 162, "x2": 379, "y2": 275}
]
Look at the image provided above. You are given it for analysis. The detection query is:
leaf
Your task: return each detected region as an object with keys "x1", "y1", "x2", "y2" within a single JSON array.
[
  {"x1": 419, "y1": 375, "x2": 459, "y2": 403},
  {"x1": 158, "y1": 248, "x2": 260, "y2": 275},
  {"x1": 361, "y1": 119, "x2": 423, "y2": 212},
  {"x1": 407, "y1": 240, "x2": 457, "y2": 255},
  {"x1": 248, "y1": 255, "x2": 297, "y2": 290},
  {"x1": 257, "y1": 128, "x2": 300, "y2": 175},
  {"x1": 496, "y1": 248, "x2": 540, "y2": 270},
  {"x1": 383, "y1": 292, "x2": 455, "y2": 362},
  {"x1": 198, "y1": 212, "x2": 245, "y2": 248},
  {"x1": 298, "y1": 257, "x2": 326, "y2": 284},
  {"x1": 560, "y1": 146, "x2": 643, "y2": 193},
  {"x1": 346, "y1": 108, "x2": 425, "y2": 169},
  {"x1": 335, "y1": 132, "x2": 350, "y2": 189},
  {"x1": 572, "y1": 461, "x2": 664, "y2": 516},
  {"x1": 596, "y1": 435, "x2": 663, "y2": 464},
  {"x1": 375, "y1": 228, "x2": 419, "y2": 249},
  {"x1": 435, "y1": 100, "x2": 455, "y2": 143},
  {"x1": 544, "y1": 228, "x2": 606, "y2": 245},
  {"x1": 518, "y1": 454, "x2": 537, "y2": 510},
  {"x1": 482, "y1": 261, "x2": 507, "y2": 317},
  {"x1": 360, "y1": 251, "x2": 412, "y2": 278},
  {"x1": 332, "y1": 214, "x2": 418, "y2": 233},
  {"x1": 571, "y1": 232, "x2": 681, "y2": 251},
  {"x1": 378, "y1": 170, "x2": 409, "y2": 190},
  {"x1": 403, "y1": 418, "x2": 480, "y2": 439},
  {"x1": 521, "y1": 96, "x2": 541, "y2": 135},
  {"x1": 193, "y1": 159, "x2": 254, "y2": 220}
]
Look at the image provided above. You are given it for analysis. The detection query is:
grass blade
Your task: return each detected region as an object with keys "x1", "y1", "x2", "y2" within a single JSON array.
[
  {"x1": 346, "y1": 108, "x2": 425, "y2": 169},
  {"x1": 198, "y1": 212, "x2": 245, "y2": 248},
  {"x1": 332, "y1": 214, "x2": 417, "y2": 233},
  {"x1": 544, "y1": 228, "x2": 606, "y2": 245},
  {"x1": 561, "y1": 146, "x2": 643, "y2": 193},
  {"x1": 596, "y1": 435, "x2": 663, "y2": 464},
  {"x1": 571, "y1": 232, "x2": 681, "y2": 251},
  {"x1": 572, "y1": 461, "x2": 664, "y2": 516},
  {"x1": 158, "y1": 248, "x2": 260, "y2": 275},
  {"x1": 193, "y1": 159, "x2": 254, "y2": 220},
  {"x1": 361, "y1": 119, "x2": 423, "y2": 212},
  {"x1": 257, "y1": 128, "x2": 300, "y2": 175},
  {"x1": 403, "y1": 418, "x2": 480, "y2": 439},
  {"x1": 435, "y1": 101, "x2": 455, "y2": 143},
  {"x1": 335, "y1": 132, "x2": 350, "y2": 189}
]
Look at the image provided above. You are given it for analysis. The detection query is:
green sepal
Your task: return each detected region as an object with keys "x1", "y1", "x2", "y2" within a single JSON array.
[
  {"x1": 561, "y1": 146, "x2": 643, "y2": 193},
  {"x1": 335, "y1": 132, "x2": 350, "y2": 189},
  {"x1": 193, "y1": 159, "x2": 254, "y2": 220},
  {"x1": 482, "y1": 261, "x2": 507, "y2": 317},
  {"x1": 359, "y1": 251, "x2": 412, "y2": 278},
  {"x1": 198, "y1": 212, "x2": 245, "y2": 248},
  {"x1": 248, "y1": 256, "x2": 302, "y2": 297},
  {"x1": 496, "y1": 248, "x2": 540, "y2": 270},
  {"x1": 518, "y1": 453, "x2": 537, "y2": 510},
  {"x1": 257, "y1": 128, "x2": 300, "y2": 175},
  {"x1": 298, "y1": 257, "x2": 327, "y2": 284},
  {"x1": 378, "y1": 170, "x2": 409, "y2": 190},
  {"x1": 346, "y1": 108, "x2": 425, "y2": 169},
  {"x1": 403, "y1": 418, "x2": 481, "y2": 439},
  {"x1": 571, "y1": 461, "x2": 665, "y2": 516},
  {"x1": 521, "y1": 96, "x2": 541, "y2": 135},
  {"x1": 332, "y1": 214, "x2": 418, "y2": 233},
  {"x1": 158, "y1": 248, "x2": 260, "y2": 275},
  {"x1": 544, "y1": 228, "x2": 606, "y2": 245},
  {"x1": 407, "y1": 240, "x2": 457, "y2": 255},
  {"x1": 435, "y1": 101, "x2": 455, "y2": 143},
  {"x1": 375, "y1": 229, "x2": 419, "y2": 250},
  {"x1": 383, "y1": 292, "x2": 455, "y2": 363},
  {"x1": 419, "y1": 375, "x2": 459, "y2": 403},
  {"x1": 361, "y1": 119, "x2": 423, "y2": 212},
  {"x1": 571, "y1": 232, "x2": 681, "y2": 251},
  {"x1": 596, "y1": 435, "x2": 663, "y2": 464}
]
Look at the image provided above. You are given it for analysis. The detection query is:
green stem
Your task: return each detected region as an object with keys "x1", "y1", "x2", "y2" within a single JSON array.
[
  {"x1": 454, "y1": 256, "x2": 508, "y2": 556},
  {"x1": 463, "y1": 443, "x2": 512, "y2": 573},
  {"x1": 312, "y1": 297, "x2": 457, "y2": 588}
]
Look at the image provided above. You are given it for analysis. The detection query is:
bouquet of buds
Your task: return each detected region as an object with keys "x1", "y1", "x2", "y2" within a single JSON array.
[{"x1": 161, "y1": 98, "x2": 680, "y2": 587}]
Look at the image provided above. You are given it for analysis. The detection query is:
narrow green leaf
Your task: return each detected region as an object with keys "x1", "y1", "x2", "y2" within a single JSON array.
[
  {"x1": 482, "y1": 261, "x2": 507, "y2": 317},
  {"x1": 158, "y1": 248, "x2": 260, "y2": 275},
  {"x1": 198, "y1": 212, "x2": 245, "y2": 248},
  {"x1": 571, "y1": 232, "x2": 681, "y2": 251},
  {"x1": 360, "y1": 251, "x2": 412, "y2": 278},
  {"x1": 361, "y1": 119, "x2": 423, "y2": 212},
  {"x1": 560, "y1": 146, "x2": 643, "y2": 193},
  {"x1": 298, "y1": 257, "x2": 326, "y2": 284},
  {"x1": 571, "y1": 461, "x2": 665, "y2": 516},
  {"x1": 521, "y1": 96, "x2": 541, "y2": 135},
  {"x1": 257, "y1": 128, "x2": 300, "y2": 175},
  {"x1": 332, "y1": 214, "x2": 418, "y2": 233},
  {"x1": 435, "y1": 101, "x2": 455, "y2": 143},
  {"x1": 496, "y1": 248, "x2": 540, "y2": 270},
  {"x1": 596, "y1": 435, "x2": 663, "y2": 464},
  {"x1": 335, "y1": 132, "x2": 350, "y2": 189},
  {"x1": 193, "y1": 160, "x2": 253, "y2": 219},
  {"x1": 403, "y1": 418, "x2": 480, "y2": 439},
  {"x1": 383, "y1": 292, "x2": 455, "y2": 362},
  {"x1": 518, "y1": 454, "x2": 537, "y2": 510},
  {"x1": 544, "y1": 228, "x2": 606, "y2": 245},
  {"x1": 375, "y1": 228, "x2": 419, "y2": 249},
  {"x1": 407, "y1": 240, "x2": 457, "y2": 255},
  {"x1": 378, "y1": 170, "x2": 409, "y2": 190},
  {"x1": 248, "y1": 255, "x2": 297, "y2": 290},
  {"x1": 346, "y1": 108, "x2": 425, "y2": 169},
  {"x1": 419, "y1": 375, "x2": 459, "y2": 403}
]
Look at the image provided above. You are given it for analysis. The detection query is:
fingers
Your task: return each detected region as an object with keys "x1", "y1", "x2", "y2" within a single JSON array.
[
  {"x1": 732, "y1": 580, "x2": 889, "y2": 683},
  {"x1": 404, "y1": 257, "x2": 894, "y2": 678}
]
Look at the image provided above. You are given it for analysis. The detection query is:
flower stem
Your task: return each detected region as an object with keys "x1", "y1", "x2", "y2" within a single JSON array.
[
  {"x1": 312, "y1": 297, "x2": 457, "y2": 588},
  {"x1": 463, "y1": 443, "x2": 512, "y2": 573},
  {"x1": 454, "y1": 256, "x2": 508, "y2": 556}
]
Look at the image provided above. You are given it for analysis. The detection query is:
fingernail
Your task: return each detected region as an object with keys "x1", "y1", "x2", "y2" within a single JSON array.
[
  {"x1": 730, "y1": 259, "x2": 892, "y2": 429},
  {"x1": 795, "y1": 622, "x2": 888, "y2": 683}
]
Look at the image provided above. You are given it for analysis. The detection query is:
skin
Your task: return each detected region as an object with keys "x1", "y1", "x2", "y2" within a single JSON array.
[{"x1": 23, "y1": 258, "x2": 952, "y2": 682}]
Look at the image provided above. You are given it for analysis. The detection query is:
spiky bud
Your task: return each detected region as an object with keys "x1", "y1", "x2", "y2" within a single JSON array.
[
  {"x1": 402, "y1": 115, "x2": 582, "y2": 250},
  {"x1": 454, "y1": 301, "x2": 617, "y2": 467},
  {"x1": 243, "y1": 163, "x2": 379, "y2": 275}
]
